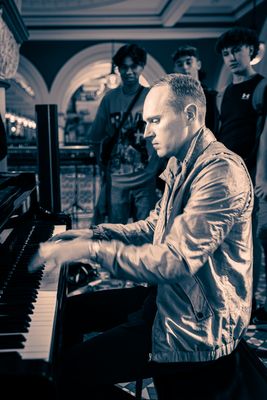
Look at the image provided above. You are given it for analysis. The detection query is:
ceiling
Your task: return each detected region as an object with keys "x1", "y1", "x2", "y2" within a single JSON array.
[{"x1": 17, "y1": 0, "x2": 265, "y2": 40}]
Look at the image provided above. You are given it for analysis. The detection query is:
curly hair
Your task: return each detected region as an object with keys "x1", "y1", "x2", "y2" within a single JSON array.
[
  {"x1": 215, "y1": 27, "x2": 260, "y2": 60},
  {"x1": 112, "y1": 44, "x2": 147, "y2": 68}
]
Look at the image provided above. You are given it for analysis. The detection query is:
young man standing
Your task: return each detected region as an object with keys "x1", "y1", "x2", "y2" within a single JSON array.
[
  {"x1": 215, "y1": 27, "x2": 267, "y2": 323},
  {"x1": 172, "y1": 45, "x2": 219, "y2": 134},
  {"x1": 89, "y1": 43, "x2": 160, "y2": 224}
]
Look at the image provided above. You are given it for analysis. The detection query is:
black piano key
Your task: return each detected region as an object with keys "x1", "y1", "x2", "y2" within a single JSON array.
[
  {"x1": 0, "y1": 303, "x2": 34, "y2": 313},
  {"x1": 0, "y1": 309, "x2": 33, "y2": 319},
  {"x1": 0, "y1": 325, "x2": 29, "y2": 334},
  {"x1": 0, "y1": 334, "x2": 26, "y2": 349},
  {"x1": 2, "y1": 294, "x2": 38, "y2": 304},
  {"x1": 0, "y1": 208, "x2": 67, "y2": 382},
  {"x1": 0, "y1": 314, "x2": 31, "y2": 324}
]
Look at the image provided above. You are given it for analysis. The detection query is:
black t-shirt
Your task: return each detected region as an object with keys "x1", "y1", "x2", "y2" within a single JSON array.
[
  {"x1": 216, "y1": 74, "x2": 264, "y2": 173},
  {"x1": 202, "y1": 85, "x2": 220, "y2": 135}
]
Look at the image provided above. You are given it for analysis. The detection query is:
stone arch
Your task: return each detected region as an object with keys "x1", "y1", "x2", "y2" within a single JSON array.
[
  {"x1": 6, "y1": 55, "x2": 49, "y2": 119},
  {"x1": 256, "y1": 19, "x2": 267, "y2": 77},
  {"x1": 16, "y1": 55, "x2": 49, "y2": 103}
]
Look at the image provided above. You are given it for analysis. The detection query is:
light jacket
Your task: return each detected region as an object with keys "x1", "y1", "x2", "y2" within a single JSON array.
[{"x1": 93, "y1": 127, "x2": 254, "y2": 363}]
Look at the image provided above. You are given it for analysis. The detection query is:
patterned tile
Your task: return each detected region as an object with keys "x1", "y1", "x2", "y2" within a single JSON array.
[{"x1": 116, "y1": 378, "x2": 157, "y2": 399}]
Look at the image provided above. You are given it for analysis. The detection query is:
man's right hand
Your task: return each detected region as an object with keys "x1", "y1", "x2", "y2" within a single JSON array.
[{"x1": 49, "y1": 228, "x2": 94, "y2": 242}]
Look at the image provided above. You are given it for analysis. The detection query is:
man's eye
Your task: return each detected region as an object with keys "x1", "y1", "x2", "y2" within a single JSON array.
[{"x1": 151, "y1": 118, "x2": 159, "y2": 123}]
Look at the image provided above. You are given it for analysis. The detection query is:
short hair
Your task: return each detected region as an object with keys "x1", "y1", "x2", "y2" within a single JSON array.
[
  {"x1": 215, "y1": 27, "x2": 259, "y2": 60},
  {"x1": 151, "y1": 73, "x2": 206, "y2": 120},
  {"x1": 172, "y1": 45, "x2": 200, "y2": 63},
  {"x1": 113, "y1": 44, "x2": 147, "y2": 68}
]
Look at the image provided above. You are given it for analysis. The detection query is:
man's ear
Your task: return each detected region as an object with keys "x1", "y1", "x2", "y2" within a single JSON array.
[
  {"x1": 197, "y1": 60, "x2": 202, "y2": 71},
  {"x1": 184, "y1": 103, "x2": 197, "y2": 122}
]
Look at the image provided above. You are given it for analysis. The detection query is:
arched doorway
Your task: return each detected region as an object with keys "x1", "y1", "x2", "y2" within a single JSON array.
[{"x1": 49, "y1": 42, "x2": 166, "y2": 226}]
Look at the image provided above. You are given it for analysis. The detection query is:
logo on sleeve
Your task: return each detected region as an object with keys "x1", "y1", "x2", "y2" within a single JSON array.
[{"x1": 241, "y1": 93, "x2": 250, "y2": 100}]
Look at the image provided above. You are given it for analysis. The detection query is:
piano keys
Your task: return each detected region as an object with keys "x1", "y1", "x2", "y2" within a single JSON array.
[{"x1": 0, "y1": 171, "x2": 71, "y2": 397}]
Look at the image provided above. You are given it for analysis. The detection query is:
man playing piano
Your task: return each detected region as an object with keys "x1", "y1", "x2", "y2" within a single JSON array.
[{"x1": 29, "y1": 73, "x2": 253, "y2": 399}]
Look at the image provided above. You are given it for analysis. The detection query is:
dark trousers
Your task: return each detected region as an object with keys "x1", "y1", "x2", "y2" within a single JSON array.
[{"x1": 55, "y1": 286, "x2": 242, "y2": 400}]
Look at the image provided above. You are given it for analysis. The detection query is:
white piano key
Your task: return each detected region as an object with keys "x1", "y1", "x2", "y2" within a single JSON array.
[{"x1": 0, "y1": 224, "x2": 67, "y2": 361}]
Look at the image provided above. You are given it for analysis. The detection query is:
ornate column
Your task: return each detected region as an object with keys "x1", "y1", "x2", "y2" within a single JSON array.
[{"x1": 0, "y1": 0, "x2": 28, "y2": 171}]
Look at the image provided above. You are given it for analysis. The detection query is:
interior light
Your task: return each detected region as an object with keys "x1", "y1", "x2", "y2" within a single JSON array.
[
  {"x1": 106, "y1": 71, "x2": 120, "y2": 89},
  {"x1": 250, "y1": 42, "x2": 266, "y2": 65},
  {"x1": 106, "y1": 43, "x2": 121, "y2": 89}
]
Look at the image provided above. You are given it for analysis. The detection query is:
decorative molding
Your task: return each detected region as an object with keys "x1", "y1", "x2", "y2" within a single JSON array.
[
  {"x1": 234, "y1": 0, "x2": 265, "y2": 20},
  {"x1": 23, "y1": 15, "x2": 161, "y2": 26},
  {"x1": 13, "y1": 0, "x2": 22, "y2": 12},
  {"x1": 21, "y1": 0, "x2": 265, "y2": 28},
  {"x1": 21, "y1": 0, "x2": 166, "y2": 14},
  {"x1": 0, "y1": 0, "x2": 29, "y2": 43},
  {"x1": 0, "y1": 15, "x2": 20, "y2": 79},
  {"x1": 22, "y1": 0, "x2": 124, "y2": 12},
  {"x1": 28, "y1": 27, "x2": 227, "y2": 41},
  {"x1": 161, "y1": 0, "x2": 194, "y2": 27}
]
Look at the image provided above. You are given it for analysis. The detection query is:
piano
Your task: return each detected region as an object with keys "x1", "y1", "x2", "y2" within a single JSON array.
[
  {"x1": 0, "y1": 171, "x2": 267, "y2": 399},
  {"x1": 0, "y1": 171, "x2": 71, "y2": 397}
]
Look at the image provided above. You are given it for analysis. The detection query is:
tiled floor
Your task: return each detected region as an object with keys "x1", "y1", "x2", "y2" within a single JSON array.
[{"x1": 117, "y1": 379, "x2": 157, "y2": 400}]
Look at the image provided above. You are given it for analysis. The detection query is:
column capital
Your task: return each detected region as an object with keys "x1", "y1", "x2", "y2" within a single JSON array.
[
  {"x1": 0, "y1": 0, "x2": 28, "y2": 44},
  {"x1": 0, "y1": 15, "x2": 20, "y2": 79}
]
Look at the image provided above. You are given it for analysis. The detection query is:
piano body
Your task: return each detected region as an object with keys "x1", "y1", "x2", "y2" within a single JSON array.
[{"x1": 0, "y1": 171, "x2": 71, "y2": 397}]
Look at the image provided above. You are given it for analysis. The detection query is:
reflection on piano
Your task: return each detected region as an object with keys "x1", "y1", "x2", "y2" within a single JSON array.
[{"x1": 0, "y1": 172, "x2": 71, "y2": 397}]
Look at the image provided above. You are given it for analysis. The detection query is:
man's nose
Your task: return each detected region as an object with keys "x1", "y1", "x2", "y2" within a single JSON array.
[
  {"x1": 144, "y1": 124, "x2": 154, "y2": 138},
  {"x1": 125, "y1": 66, "x2": 134, "y2": 73},
  {"x1": 178, "y1": 62, "x2": 190, "y2": 72},
  {"x1": 174, "y1": 63, "x2": 186, "y2": 72},
  {"x1": 229, "y1": 51, "x2": 237, "y2": 59}
]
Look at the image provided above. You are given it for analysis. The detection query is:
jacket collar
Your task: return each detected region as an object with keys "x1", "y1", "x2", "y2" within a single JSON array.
[{"x1": 160, "y1": 127, "x2": 217, "y2": 186}]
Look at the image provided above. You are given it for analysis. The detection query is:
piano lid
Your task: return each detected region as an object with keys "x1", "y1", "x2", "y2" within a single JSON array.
[{"x1": 0, "y1": 171, "x2": 37, "y2": 232}]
